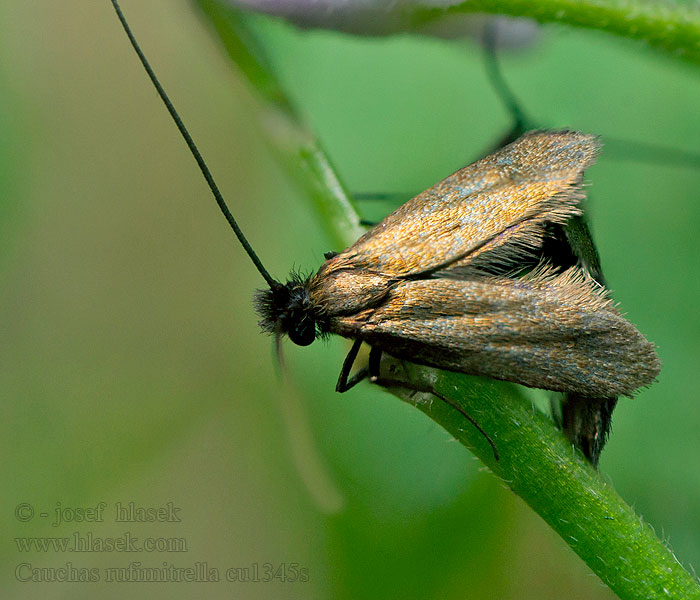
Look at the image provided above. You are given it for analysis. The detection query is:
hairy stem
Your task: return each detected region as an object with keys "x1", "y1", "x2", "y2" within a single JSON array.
[{"x1": 410, "y1": 0, "x2": 700, "y2": 65}]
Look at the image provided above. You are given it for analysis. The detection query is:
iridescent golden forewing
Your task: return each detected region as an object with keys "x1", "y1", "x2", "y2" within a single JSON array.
[
  {"x1": 327, "y1": 130, "x2": 600, "y2": 278},
  {"x1": 330, "y1": 269, "x2": 660, "y2": 398}
]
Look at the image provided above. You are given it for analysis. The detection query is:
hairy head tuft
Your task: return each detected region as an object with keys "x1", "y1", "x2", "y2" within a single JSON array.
[{"x1": 253, "y1": 272, "x2": 317, "y2": 346}]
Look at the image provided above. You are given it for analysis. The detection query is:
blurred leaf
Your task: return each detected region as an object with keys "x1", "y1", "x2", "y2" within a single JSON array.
[{"x1": 411, "y1": 0, "x2": 700, "y2": 64}]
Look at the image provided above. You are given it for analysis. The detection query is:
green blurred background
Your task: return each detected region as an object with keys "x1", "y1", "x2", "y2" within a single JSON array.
[{"x1": 1, "y1": 1, "x2": 699, "y2": 598}]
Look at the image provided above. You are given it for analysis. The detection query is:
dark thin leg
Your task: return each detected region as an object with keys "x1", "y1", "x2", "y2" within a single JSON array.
[
  {"x1": 354, "y1": 193, "x2": 411, "y2": 227},
  {"x1": 335, "y1": 339, "x2": 367, "y2": 392},
  {"x1": 336, "y1": 344, "x2": 498, "y2": 460},
  {"x1": 354, "y1": 192, "x2": 408, "y2": 202},
  {"x1": 374, "y1": 375, "x2": 499, "y2": 461},
  {"x1": 482, "y1": 21, "x2": 529, "y2": 149},
  {"x1": 367, "y1": 346, "x2": 382, "y2": 380},
  {"x1": 336, "y1": 342, "x2": 381, "y2": 392}
]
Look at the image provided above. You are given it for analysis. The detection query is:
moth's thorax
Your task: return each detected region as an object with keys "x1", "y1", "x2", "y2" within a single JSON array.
[{"x1": 308, "y1": 255, "x2": 393, "y2": 318}]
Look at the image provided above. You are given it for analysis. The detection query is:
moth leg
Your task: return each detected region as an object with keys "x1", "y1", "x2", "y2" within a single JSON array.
[
  {"x1": 367, "y1": 346, "x2": 383, "y2": 381},
  {"x1": 335, "y1": 339, "x2": 369, "y2": 393},
  {"x1": 354, "y1": 192, "x2": 412, "y2": 227},
  {"x1": 371, "y1": 371, "x2": 499, "y2": 461},
  {"x1": 353, "y1": 192, "x2": 407, "y2": 202},
  {"x1": 336, "y1": 344, "x2": 383, "y2": 393},
  {"x1": 481, "y1": 20, "x2": 530, "y2": 150},
  {"x1": 337, "y1": 345, "x2": 498, "y2": 459}
]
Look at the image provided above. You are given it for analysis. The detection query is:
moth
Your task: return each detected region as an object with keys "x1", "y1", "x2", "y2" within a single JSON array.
[
  {"x1": 111, "y1": 0, "x2": 660, "y2": 463},
  {"x1": 255, "y1": 130, "x2": 660, "y2": 403}
]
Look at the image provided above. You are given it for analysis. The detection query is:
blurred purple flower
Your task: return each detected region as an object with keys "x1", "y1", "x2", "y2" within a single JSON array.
[{"x1": 228, "y1": 0, "x2": 538, "y2": 48}]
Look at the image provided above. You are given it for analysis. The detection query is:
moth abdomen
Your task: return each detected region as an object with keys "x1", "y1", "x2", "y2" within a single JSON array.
[{"x1": 110, "y1": 0, "x2": 659, "y2": 467}]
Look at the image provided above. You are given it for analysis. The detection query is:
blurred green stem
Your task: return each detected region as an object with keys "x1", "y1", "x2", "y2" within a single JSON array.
[
  {"x1": 412, "y1": 0, "x2": 700, "y2": 65},
  {"x1": 192, "y1": 1, "x2": 364, "y2": 249},
  {"x1": 196, "y1": 1, "x2": 700, "y2": 597}
]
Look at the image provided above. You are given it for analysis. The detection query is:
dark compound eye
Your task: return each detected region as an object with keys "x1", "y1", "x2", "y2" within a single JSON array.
[{"x1": 288, "y1": 316, "x2": 316, "y2": 347}]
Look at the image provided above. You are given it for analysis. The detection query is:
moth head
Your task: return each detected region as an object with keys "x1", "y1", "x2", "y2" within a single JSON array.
[{"x1": 254, "y1": 272, "x2": 317, "y2": 347}]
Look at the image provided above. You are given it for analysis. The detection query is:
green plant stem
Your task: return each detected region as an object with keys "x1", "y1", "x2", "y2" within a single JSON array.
[
  {"x1": 193, "y1": 1, "x2": 363, "y2": 250},
  {"x1": 392, "y1": 361, "x2": 700, "y2": 599},
  {"x1": 196, "y1": 1, "x2": 700, "y2": 597},
  {"x1": 411, "y1": 0, "x2": 700, "y2": 65}
]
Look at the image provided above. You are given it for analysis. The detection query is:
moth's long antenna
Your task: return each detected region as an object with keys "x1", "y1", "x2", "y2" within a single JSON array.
[
  {"x1": 109, "y1": 0, "x2": 278, "y2": 289},
  {"x1": 482, "y1": 21, "x2": 700, "y2": 170}
]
